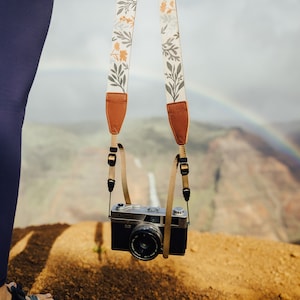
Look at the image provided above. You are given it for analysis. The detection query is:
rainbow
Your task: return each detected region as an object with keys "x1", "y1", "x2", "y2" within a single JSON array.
[
  {"x1": 124, "y1": 68, "x2": 300, "y2": 165},
  {"x1": 38, "y1": 65, "x2": 300, "y2": 164},
  {"x1": 187, "y1": 82, "x2": 300, "y2": 165}
]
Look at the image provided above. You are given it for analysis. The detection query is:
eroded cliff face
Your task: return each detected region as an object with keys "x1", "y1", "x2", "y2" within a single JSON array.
[
  {"x1": 16, "y1": 121, "x2": 300, "y2": 243},
  {"x1": 201, "y1": 129, "x2": 300, "y2": 242}
]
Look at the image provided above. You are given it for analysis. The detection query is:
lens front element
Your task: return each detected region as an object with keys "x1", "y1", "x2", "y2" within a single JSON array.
[{"x1": 129, "y1": 224, "x2": 162, "y2": 261}]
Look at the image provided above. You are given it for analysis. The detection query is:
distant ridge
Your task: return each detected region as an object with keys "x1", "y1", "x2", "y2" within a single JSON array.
[{"x1": 16, "y1": 119, "x2": 300, "y2": 243}]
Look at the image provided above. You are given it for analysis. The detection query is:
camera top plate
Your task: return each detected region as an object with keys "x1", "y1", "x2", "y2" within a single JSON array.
[{"x1": 110, "y1": 203, "x2": 188, "y2": 228}]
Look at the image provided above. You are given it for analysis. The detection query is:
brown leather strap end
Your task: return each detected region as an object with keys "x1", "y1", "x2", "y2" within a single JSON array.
[
  {"x1": 106, "y1": 92, "x2": 128, "y2": 134},
  {"x1": 167, "y1": 101, "x2": 189, "y2": 145}
]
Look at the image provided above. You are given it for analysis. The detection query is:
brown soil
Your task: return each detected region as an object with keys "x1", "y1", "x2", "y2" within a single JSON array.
[{"x1": 8, "y1": 222, "x2": 300, "y2": 300}]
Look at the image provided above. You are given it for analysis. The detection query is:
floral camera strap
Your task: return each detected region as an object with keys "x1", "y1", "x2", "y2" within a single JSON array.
[
  {"x1": 105, "y1": 0, "x2": 191, "y2": 258},
  {"x1": 106, "y1": 0, "x2": 189, "y2": 139}
]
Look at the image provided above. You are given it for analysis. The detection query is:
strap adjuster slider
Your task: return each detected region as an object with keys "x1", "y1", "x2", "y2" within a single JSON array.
[
  {"x1": 180, "y1": 162, "x2": 189, "y2": 176},
  {"x1": 108, "y1": 153, "x2": 117, "y2": 167}
]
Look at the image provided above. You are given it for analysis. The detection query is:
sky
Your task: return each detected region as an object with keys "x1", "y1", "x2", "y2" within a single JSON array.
[{"x1": 26, "y1": 0, "x2": 300, "y2": 125}]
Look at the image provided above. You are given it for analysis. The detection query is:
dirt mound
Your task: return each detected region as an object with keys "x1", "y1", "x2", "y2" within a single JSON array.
[{"x1": 8, "y1": 222, "x2": 300, "y2": 299}]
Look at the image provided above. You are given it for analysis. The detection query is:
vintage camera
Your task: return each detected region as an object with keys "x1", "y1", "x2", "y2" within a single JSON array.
[{"x1": 110, "y1": 203, "x2": 188, "y2": 261}]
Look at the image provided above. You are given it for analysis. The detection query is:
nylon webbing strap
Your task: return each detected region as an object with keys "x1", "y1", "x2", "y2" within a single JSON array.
[
  {"x1": 163, "y1": 154, "x2": 179, "y2": 258},
  {"x1": 105, "y1": 0, "x2": 190, "y2": 259}
]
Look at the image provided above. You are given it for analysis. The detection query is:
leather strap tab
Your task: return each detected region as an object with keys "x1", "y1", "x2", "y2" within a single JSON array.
[
  {"x1": 167, "y1": 101, "x2": 189, "y2": 145},
  {"x1": 106, "y1": 92, "x2": 128, "y2": 134}
]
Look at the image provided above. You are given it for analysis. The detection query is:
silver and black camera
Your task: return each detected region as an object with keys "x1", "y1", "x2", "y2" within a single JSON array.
[{"x1": 110, "y1": 203, "x2": 188, "y2": 261}]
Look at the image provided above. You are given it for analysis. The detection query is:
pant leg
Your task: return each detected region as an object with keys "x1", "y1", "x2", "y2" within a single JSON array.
[{"x1": 0, "y1": 0, "x2": 53, "y2": 286}]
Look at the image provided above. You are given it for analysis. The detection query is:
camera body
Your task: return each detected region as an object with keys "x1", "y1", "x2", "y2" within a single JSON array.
[{"x1": 110, "y1": 203, "x2": 188, "y2": 261}]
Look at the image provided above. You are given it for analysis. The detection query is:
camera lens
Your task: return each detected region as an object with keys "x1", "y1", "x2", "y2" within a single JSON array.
[{"x1": 129, "y1": 223, "x2": 162, "y2": 261}]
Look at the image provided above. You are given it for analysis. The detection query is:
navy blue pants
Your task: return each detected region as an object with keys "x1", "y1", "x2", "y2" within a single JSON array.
[{"x1": 0, "y1": 0, "x2": 53, "y2": 286}]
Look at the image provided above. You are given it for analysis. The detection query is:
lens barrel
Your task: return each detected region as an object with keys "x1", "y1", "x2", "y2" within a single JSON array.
[{"x1": 129, "y1": 223, "x2": 162, "y2": 261}]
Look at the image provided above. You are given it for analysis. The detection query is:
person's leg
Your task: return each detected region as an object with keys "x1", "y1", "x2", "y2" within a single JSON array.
[{"x1": 0, "y1": 0, "x2": 53, "y2": 291}]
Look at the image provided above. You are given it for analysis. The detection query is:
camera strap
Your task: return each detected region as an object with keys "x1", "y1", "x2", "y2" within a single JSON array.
[{"x1": 105, "y1": 0, "x2": 190, "y2": 259}]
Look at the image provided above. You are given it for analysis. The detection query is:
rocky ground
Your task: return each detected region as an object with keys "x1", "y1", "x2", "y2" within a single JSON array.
[{"x1": 8, "y1": 222, "x2": 300, "y2": 300}]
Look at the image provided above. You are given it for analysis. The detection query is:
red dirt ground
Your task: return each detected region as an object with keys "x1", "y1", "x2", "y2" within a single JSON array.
[{"x1": 8, "y1": 222, "x2": 300, "y2": 300}]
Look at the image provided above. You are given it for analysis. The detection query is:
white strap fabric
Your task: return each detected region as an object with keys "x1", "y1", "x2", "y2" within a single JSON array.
[
  {"x1": 159, "y1": 0, "x2": 186, "y2": 103},
  {"x1": 107, "y1": 0, "x2": 186, "y2": 104},
  {"x1": 107, "y1": 0, "x2": 137, "y2": 93}
]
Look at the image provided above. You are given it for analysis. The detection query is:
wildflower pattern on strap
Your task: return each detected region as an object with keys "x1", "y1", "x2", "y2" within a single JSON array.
[
  {"x1": 107, "y1": 0, "x2": 186, "y2": 103},
  {"x1": 160, "y1": 0, "x2": 186, "y2": 103},
  {"x1": 108, "y1": 0, "x2": 137, "y2": 93}
]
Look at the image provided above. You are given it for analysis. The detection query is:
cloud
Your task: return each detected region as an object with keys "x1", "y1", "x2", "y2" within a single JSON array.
[
  {"x1": 27, "y1": 0, "x2": 300, "y2": 124},
  {"x1": 179, "y1": 0, "x2": 300, "y2": 122}
]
